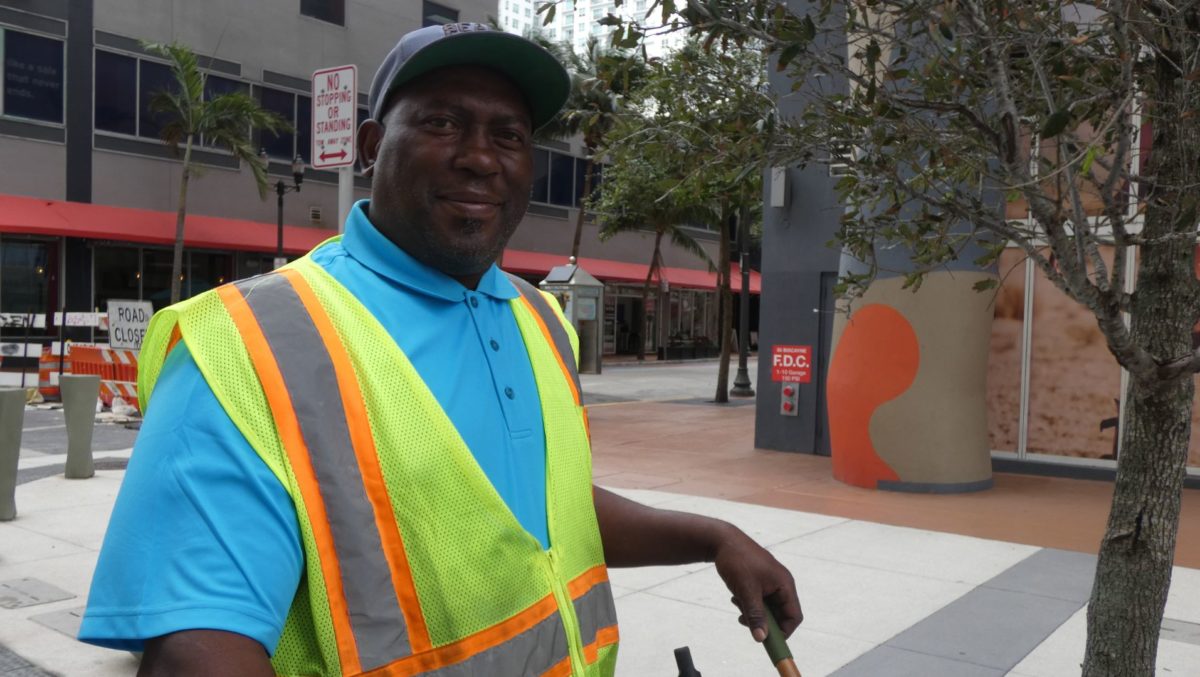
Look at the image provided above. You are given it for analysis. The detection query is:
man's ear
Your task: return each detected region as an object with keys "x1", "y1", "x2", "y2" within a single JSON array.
[{"x1": 357, "y1": 119, "x2": 384, "y2": 177}]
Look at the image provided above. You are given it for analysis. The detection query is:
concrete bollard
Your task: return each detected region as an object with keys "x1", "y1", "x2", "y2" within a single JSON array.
[
  {"x1": 0, "y1": 387, "x2": 27, "y2": 521},
  {"x1": 60, "y1": 374, "x2": 100, "y2": 480}
]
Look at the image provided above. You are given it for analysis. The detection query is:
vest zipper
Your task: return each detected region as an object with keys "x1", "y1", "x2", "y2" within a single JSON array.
[{"x1": 544, "y1": 549, "x2": 587, "y2": 675}]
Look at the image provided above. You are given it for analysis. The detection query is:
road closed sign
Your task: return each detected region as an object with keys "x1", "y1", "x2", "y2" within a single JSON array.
[
  {"x1": 106, "y1": 300, "x2": 154, "y2": 352},
  {"x1": 311, "y1": 64, "x2": 357, "y2": 169},
  {"x1": 771, "y1": 345, "x2": 812, "y2": 383}
]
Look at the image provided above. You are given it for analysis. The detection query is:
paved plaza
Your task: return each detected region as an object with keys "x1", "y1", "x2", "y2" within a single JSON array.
[{"x1": 1, "y1": 358, "x2": 1198, "y2": 675}]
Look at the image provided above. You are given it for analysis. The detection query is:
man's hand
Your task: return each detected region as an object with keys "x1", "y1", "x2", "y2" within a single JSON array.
[
  {"x1": 593, "y1": 486, "x2": 802, "y2": 642},
  {"x1": 712, "y1": 526, "x2": 802, "y2": 642}
]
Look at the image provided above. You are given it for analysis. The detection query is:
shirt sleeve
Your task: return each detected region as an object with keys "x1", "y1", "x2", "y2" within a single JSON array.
[{"x1": 78, "y1": 342, "x2": 303, "y2": 655}]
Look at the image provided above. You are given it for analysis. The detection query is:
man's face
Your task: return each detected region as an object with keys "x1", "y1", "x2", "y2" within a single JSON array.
[{"x1": 358, "y1": 65, "x2": 534, "y2": 287}]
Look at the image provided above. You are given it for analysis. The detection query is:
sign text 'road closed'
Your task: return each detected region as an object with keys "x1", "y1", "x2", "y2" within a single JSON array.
[
  {"x1": 311, "y1": 65, "x2": 357, "y2": 169},
  {"x1": 771, "y1": 345, "x2": 812, "y2": 383}
]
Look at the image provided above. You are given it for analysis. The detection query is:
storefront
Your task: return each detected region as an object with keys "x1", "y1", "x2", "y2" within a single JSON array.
[{"x1": 987, "y1": 246, "x2": 1200, "y2": 472}]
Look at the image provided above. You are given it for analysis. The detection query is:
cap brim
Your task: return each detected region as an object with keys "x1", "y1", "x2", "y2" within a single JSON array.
[{"x1": 379, "y1": 31, "x2": 569, "y2": 131}]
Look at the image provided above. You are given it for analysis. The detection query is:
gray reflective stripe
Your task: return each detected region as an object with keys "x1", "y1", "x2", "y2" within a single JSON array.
[
  {"x1": 423, "y1": 611, "x2": 570, "y2": 677},
  {"x1": 505, "y1": 273, "x2": 582, "y2": 399},
  {"x1": 574, "y1": 581, "x2": 618, "y2": 648},
  {"x1": 234, "y1": 274, "x2": 411, "y2": 670}
]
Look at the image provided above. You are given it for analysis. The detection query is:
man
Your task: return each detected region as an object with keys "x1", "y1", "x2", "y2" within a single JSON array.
[{"x1": 80, "y1": 24, "x2": 799, "y2": 676}]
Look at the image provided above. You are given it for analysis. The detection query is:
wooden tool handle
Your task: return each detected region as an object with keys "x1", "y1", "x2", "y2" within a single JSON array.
[{"x1": 764, "y1": 608, "x2": 801, "y2": 677}]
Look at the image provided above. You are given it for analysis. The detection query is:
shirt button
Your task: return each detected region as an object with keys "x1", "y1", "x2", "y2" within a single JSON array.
[
  {"x1": 504, "y1": 386, "x2": 515, "y2": 399},
  {"x1": 490, "y1": 339, "x2": 500, "y2": 351},
  {"x1": 469, "y1": 296, "x2": 479, "y2": 308}
]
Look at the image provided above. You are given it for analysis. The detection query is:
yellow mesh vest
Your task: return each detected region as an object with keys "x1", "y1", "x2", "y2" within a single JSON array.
[{"x1": 138, "y1": 252, "x2": 618, "y2": 677}]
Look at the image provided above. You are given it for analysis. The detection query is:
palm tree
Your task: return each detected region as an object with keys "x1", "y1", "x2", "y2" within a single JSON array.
[
  {"x1": 143, "y1": 42, "x2": 288, "y2": 304},
  {"x1": 534, "y1": 36, "x2": 646, "y2": 260},
  {"x1": 591, "y1": 152, "x2": 715, "y2": 361}
]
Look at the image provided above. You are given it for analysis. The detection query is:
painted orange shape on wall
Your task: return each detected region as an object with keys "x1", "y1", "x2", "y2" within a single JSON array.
[{"x1": 827, "y1": 303, "x2": 920, "y2": 489}]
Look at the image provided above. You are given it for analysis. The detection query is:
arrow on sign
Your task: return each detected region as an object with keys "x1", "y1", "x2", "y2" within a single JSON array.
[{"x1": 320, "y1": 149, "x2": 348, "y2": 161}]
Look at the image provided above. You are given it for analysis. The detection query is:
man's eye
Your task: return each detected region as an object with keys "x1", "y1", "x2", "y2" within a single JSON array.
[
  {"x1": 426, "y1": 117, "x2": 455, "y2": 129},
  {"x1": 498, "y1": 130, "x2": 526, "y2": 144}
]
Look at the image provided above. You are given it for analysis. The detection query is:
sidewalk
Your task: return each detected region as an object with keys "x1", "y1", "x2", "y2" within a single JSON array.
[{"x1": 2, "y1": 372, "x2": 1198, "y2": 675}]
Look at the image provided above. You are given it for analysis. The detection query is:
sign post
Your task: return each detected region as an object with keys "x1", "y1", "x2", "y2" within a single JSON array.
[{"x1": 312, "y1": 65, "x2": 358, "y2": 232}]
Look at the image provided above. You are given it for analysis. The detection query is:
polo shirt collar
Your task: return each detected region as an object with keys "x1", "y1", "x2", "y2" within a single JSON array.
[{"x1": 341, "y1": 200, "x2": 518, "y2": 302}]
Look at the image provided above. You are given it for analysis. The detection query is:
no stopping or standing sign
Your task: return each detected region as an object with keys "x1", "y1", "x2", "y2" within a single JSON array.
[{"x1": 311, "y1": 65, "x2": 357, "y2": 169}]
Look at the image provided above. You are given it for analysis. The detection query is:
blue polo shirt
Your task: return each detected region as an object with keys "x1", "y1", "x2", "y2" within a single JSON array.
[{"x1": 79, "y1": 200, "x2": 549, "y2": 654}]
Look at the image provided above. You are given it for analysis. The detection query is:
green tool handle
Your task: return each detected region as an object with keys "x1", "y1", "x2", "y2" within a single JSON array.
[{"x1": 764, "y1": 608, "x2": 802, "y2": 677}]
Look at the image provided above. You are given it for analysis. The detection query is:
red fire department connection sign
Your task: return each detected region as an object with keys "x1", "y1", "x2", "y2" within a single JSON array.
[{"x1": 771, "y1": 345, "x2": 811, "y2": 383}]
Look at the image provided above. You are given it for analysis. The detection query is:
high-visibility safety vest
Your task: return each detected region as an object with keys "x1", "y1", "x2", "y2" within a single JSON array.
[{"x1": 137, "y1": 250, "x2": 619, "y2": 677}]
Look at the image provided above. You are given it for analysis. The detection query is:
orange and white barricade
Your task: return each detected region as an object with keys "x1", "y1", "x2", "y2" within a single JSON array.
[
  {"x1": 67, "y1": 344, "x2": 140, "y2": 414},
  {"x1": 37, "y1": 345, "x2": 70, "y2": 401}
]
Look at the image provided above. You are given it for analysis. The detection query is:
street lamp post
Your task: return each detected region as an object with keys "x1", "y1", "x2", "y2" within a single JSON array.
[
  {"x1": 730, "y1": 208, "x2": 755, "y2": 397},
  {"x1": 261, "y1": 150, "x2": 305, "y2": 269}
]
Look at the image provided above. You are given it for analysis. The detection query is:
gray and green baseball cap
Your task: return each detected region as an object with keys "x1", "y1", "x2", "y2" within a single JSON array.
[{"x1": 368, "y1": 23, "x2": 570, "y2": 130}]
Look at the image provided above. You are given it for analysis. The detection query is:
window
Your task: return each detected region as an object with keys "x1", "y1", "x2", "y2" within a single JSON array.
[
  {"x1": 301, "y1": 0, "x2": 345, "y2": 26},
  {"x1": 423, "y1": 1, "x2": 459, "y2": 27},
  {"x1": 549, "y1": 152, "x2": 575, "y2": 206},
  {"x1": 2, "y1": 29, "x2": 65, "y2": 124},
  {"x1": 137, "y1": 60, "x2": 174, "y2": 139},
  {"x1": 531, "y1": 148, "x2": 592, "y2": 208},
  {"x1": 202, "y1": 75, "x2": 249, "y2": 147},
  {"x1": 94, "y1": 51, "x2": 137, "y2": 134},
  {"x1": 96, "y1": 49, "x2": 246, "y2": 143},
  {"x1": 259, "y1": 87, "x2": 312, "y2": 162},
  {"x1": 532, "y1": 148, "x2": 550, "y2": 203}
]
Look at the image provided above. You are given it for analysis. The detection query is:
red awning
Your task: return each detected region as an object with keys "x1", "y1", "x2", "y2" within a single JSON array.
[
  {"x1": 0, "y1": 193, "x2": 335, "y2": 254},
  {"x1": 500, "y1": 248, "x2": 761, "y2": 294}
]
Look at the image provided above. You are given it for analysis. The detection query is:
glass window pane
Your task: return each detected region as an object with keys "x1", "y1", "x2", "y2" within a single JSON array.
[
  {"x1": 301, "y1": 0, "x2": 345, "y2": 25},
  {"x1": 549, "y1": 152, "x2": 575, "y2": 206},
  {"x1": 531, "y1": 148, "x2": 549, "y2": 203},
  {"x1": 1026, "y1": 245, "x2": 1122, "y2": 460},
  {"x1": 985, "y1": 248, "x2": 1027, "y2": 453},
  {"x1": 141, "y1": 249, "x2": 175, "y2": 312},
  {"x1": 423, "y1": 0, "x2": 459, "y2": 26},
  {"x1": 260, "y1": 87, "x2": 296, "y2": 159},
  {"x1": 138, "y1": 60, "x2": 175, "y2": 139},
  {"x1": 201, "y1": 75, "x2": 248, "y2": 148},
  {"x1": 95, "y1": 51, "x2": 137, "y2": 134},
  {"x1": 296, "y1": 95, "x2": 312, "y2": 163},
  {"x1": 186, "y1": 252, "x2": 232, "y2": 298},
  {"x1": 3, "y1": 31, "x2": 65, "y2": 123},
  {"x1": 0, "y1": 240, "x2": 49, "y2": 313},
  {"x1": 93, "y1": 246, "x2": 140, "y2": 312},
  {"x1": 574, "y1": 157, "x2": 590, "y2": 206}
]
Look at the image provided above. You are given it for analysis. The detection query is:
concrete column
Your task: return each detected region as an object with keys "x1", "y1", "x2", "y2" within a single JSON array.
[
  {"x1": 0, "y1": 388, "x2": 27, "y2": 521},
  {"x1": 60, "y1": 375, "x2": 100, "y2": 479}
]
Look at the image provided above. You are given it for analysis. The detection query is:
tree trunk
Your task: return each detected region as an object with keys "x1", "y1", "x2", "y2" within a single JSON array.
[
  {"x1": 638, "y1": 230, "x2": 665, "y2": 362},
  {"x1": 570, "y1": 158, "x2": 595, "y2": 260},
  {"x1": 169, "y1": 135, "x2": 194, "y2": 305},
  {"x1": 715, "y1": 207, "x2": 734, "y2": 403},
  {"x1": 1083, "y1": 50, "x2": 1200, "y2": 676}
]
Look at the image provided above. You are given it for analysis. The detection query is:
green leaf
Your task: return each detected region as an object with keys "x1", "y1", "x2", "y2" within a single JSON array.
[
  {"x1": 1041, "y1": 109, "x2": 1071, "y2": 137},
  {"x1": 1080, "y1": 145, "x2": 1098, "y2": 175},
  {"x1": 542, "y1": 2, "x2": 555, "y2": 25},
  {"x1": 777, "y1": 43, "x2": 802, "y2": 71},
  {"x1": 938, "y1": 21, "x2": 953, "y2": 40},
  {"x1": 973, "y1": 278, "x2": 999, "y2": 292}
]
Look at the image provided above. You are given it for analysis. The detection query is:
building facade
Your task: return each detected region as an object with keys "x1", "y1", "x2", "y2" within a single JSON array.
[
  {"x1": 498, "y1": 0, "x2": 686, "y2": 57},
  {"x1": 0, "y1": 0, "x2": 744, "y2": 384}
]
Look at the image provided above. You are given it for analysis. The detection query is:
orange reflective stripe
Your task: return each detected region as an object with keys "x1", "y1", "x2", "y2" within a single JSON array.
[
  {"x1": 165, "y1": 325, "x2": 183, "y2": 356},
  {"x1": 583, "y1": 625, "x2": 620, "y2": 664},
  {"x1": 517, "y1": 295, "x2": 581, "y2": 406},
  {"x1": 360, "y1": 594, "x2": 560, "y2": 676},
  {"x1": 217, "y1": 284, "x2": 362, "y2": 674},
  {"x1": 541, "y1": 657, "x2": 572, "y2": 677},
  {"x1": 280, "y1": 268, "x2": 433, "y2": 655},
  {"x1": 567, "y1": 565, "x2": 610, "y2": 599}
]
